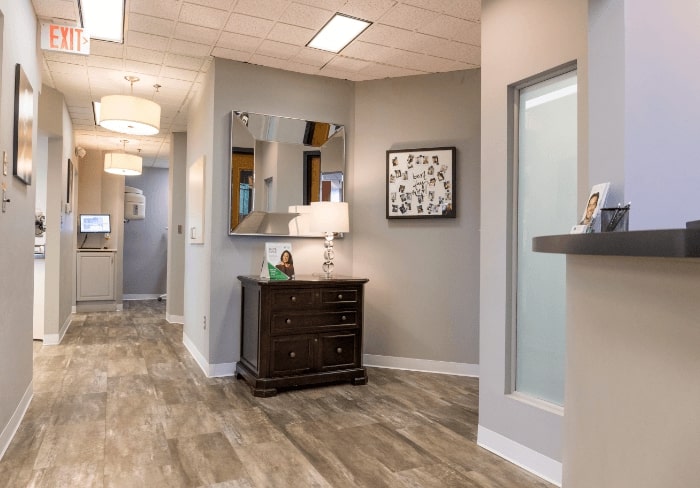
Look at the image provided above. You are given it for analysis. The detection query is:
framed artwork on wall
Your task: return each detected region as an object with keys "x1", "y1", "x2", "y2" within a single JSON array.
[
  {"x1": 13, "y1": 64, "x2": 33, "y2": 185},
  {"x1": 386, "y1": 146, "x2": 456, "y2": 219}
]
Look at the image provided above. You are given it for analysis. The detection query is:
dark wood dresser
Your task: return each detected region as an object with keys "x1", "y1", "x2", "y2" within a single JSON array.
[{"x1": 236, "y1": 275, "x2": 369, "y2": 397}]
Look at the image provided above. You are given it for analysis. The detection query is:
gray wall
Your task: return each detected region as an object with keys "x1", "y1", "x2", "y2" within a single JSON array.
[
  {"x1": 185, "y1": 59, "x2": 355, "y2": 370},
  {"x1": 124, "y1": 168, "x2": 169, "y2": 297},
  {"x1": 353, "y1": 70, "x2": 481, "y2": 366},
  {"x1": 479, "y1": 0, "x2": 588, "y2": 478},
  {"x1": 167, "y1": 132, "x2": 186, "y2": 320},
  {"x1": 0, "y1": 0, "x2": 41, "y2": 454}
]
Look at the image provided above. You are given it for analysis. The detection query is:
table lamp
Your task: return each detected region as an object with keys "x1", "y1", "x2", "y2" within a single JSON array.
[{"x1": 310, "y1": 202, "x2": 349, "y2": 277}]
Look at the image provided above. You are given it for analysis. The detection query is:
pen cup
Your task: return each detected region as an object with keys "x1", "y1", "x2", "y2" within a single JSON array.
[{"x1": 600, "y1": 207, "x2": 629, "y2": 232}]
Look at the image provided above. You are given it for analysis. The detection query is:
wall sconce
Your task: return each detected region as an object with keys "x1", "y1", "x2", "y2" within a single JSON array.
[{"x1": 310, "y1": 201, "x2": 349, "y2": 277}]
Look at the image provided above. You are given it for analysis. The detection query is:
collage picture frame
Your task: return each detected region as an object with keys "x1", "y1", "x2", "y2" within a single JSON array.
[{"x1": 386, "y1": 146, "x2": 456, "y2": 219}]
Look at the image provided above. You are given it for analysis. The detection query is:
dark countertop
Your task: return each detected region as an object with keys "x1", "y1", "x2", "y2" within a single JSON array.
[{"x1": 533, "y1": 228, "x2": 700, "y2": 258}]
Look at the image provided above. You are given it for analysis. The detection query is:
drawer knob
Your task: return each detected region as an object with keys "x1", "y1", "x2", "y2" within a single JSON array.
[
  {"x1": 290, "y1": 296, "x2": 296, "y2": 302},
  {"x1": 336, "y1": 347, "x2": 343, "y2": 354},
  {"x1": 285, "y1": 318, "x2": 292, "y2": 324},
  {"x1": 341, "y1": 315, "x2": 347, "y2": 321},
  {"x1": 289, "y1": 351, "x2": 296, "y2": 358},
  {"x1": 337, "y1": 294, "x2": 343, "y2": 300}
]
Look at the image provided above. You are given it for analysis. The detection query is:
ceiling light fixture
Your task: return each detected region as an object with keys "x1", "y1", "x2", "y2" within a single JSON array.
[
  {"x1": 78, "y1": 0, "x2": 125, "y2": 43},
  {"x1": 307, "y1": 13, "x2": 372, "y2": 54},
  {"x1": 104, "y1": 140, "x2": 142, "y2": 176},
  {"x1": 99, "y1": 76, "x2": 161, "y2": 136}
]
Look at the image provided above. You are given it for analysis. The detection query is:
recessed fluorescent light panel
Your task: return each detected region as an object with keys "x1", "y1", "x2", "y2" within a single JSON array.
[
  {"x1": 307, "y1": 13, "x2": 371, "y2": 53},
  {"x1": 79, "y1": 0, "x2": 125, "y2": 43}
]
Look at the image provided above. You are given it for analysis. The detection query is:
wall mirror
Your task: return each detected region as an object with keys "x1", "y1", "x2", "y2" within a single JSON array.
[{"x1": 229, "y1": 111, "x2": 346, "y2": 236}]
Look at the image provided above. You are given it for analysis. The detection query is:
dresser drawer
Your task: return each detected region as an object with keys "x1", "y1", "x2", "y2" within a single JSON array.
[
  {"x1": 319, "y1": 333, "x2": 359, "y2": 371},
  {"x1": 270, "y1": 289, "x2": 316, "y2": 310},
  {"x1": 270, "y1": 335, "x2": 314, "y2": 376},
  {"x1": 320, "y1": 288, "x2": 358, "y2": 305},
  {"x1": 271, "y1": 311, "x2": 357, "y2": 333}
]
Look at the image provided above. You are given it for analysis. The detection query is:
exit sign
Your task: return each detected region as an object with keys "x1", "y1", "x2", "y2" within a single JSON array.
[{"x1": 40, "y1": 23, "x2": 90, "y2": 55}]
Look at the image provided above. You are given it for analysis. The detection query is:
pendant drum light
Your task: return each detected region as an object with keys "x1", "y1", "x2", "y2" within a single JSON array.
[
  {"x1": 99, "y1": 76, "x2": 160, "y2": 136},
  {"x1": 104, "y1": 140, "x2": 142, "y2": 176}
]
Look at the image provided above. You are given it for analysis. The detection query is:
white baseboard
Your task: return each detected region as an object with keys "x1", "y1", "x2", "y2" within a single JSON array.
[
  {"x1": 0, "y1": 381, "x2": 33, "y2": 461},
  {"x1": 166, "y1": 314, "x2": 184, "y2": 324},
  {"x1": 363, "y1": 354, "x2": 479, "y2": 377},
  {"x1": 43, "y1": 314, "x2": 72, "y2": 346},
  {"x1": 477, "y1": 425, "x2": 562, "y2": 487},
  {"x1": 123, "y1": 294, "x2": 163, "y2": 300},
  {"x1": 71, "y1": 305, "x2": 77, "y2": 314},
  {"x1": 182, "y1": 332, "x2": 236, "y2": 378}
]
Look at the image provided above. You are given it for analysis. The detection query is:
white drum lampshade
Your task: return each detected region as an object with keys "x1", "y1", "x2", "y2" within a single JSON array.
[
  {"x1": 104, "y1": 152, "x2": 142, "y2": 176},
  {"x1": 99, "y1": 94, "x2": 160, "y2": 136}
]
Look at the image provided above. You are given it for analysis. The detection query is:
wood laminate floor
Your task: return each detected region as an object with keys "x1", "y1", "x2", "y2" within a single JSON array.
[{"x1": 0, "y1": 300, "x2": 554, "y2": 488}]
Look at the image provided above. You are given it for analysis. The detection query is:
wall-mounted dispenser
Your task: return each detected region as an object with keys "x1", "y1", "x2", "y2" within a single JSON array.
[{"x1": 124, "y1": 186, "x2": 145, "y2": 220}]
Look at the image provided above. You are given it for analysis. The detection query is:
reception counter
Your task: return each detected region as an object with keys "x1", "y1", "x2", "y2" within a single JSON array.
[{"x1": 533, "y1": 228, "x2": 700, "y2": 488}]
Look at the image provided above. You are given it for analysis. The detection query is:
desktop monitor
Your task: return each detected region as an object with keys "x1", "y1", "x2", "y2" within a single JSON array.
[{"x1": 79, "y1": 214, "x2": 111, "y2": 233}]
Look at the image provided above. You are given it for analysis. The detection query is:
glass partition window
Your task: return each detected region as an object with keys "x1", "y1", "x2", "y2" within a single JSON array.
[
  {"x1": 229, "y1": 112, "x2": 345, "y2": 236},
  {"x1": 514, "y1": 70, "x2": 577, "y2": 406}
]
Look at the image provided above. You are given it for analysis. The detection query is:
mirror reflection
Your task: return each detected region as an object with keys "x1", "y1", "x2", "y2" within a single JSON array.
[{"x1": 229, "y1": 111, "x2": 346, "y2": 236}]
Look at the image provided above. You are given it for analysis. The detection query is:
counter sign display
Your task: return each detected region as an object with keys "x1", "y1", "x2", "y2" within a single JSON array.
[{"x1": 41, "y1": 23, "x2": 90, "y2": 55}]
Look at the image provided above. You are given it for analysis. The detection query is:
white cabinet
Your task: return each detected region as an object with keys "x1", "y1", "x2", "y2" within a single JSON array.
[{"x1": 76, "y1": 251, "x2": 115, "y2": 301}]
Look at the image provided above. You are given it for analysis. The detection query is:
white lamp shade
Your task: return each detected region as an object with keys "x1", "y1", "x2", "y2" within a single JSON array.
[
  {"x1": 104, "y1": 152, "x2": 142, "y2": 176},
  {"x1": 310, "y1": 201, "x2": 349, "y2": 233},
  {"x1": 99, "y1": 94, "x2": 161, "y2": 136}
]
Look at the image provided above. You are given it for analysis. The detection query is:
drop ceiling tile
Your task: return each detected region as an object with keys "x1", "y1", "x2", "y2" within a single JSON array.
[
  {"x1": 291, "y1": 48, "x2": 334, "y2": 68},
  {"x1": 217, "y1": 32, "x2": 262, "y2": 53},
  {"x1": 130, "y1": 0, "x2": 182, "y2": 20},
  {"x1": 384, "y1": 49, "x2": 433, "y2": 72},
  {"x1": 126, "y1": 47, "x2": 166, "y2": 64},
  {"x1": 124, "y1": 59, "x2": 162, "y2": 76},
  {"x1": 279, "y1": 3, "x2": 333, "y2": 30},
  {"x1": 294, "y1": 0, "x2": 346, "y2": 11},
  {"x1": 378, "y1": 3, "x2": 440, "y2": 31},
  {"x1": 248, "y1": 54, "x2": 321, "y2": 76},
  {"x1": 223, "y1": 13, "x2": 274, "y2": 37},
  {"x1": 325, "y1": 56, "x2": 370, "y2": 72},
  {"x1": 43, "y1": 51, "x2": 88, "y2": 65},
  {"x1": 127, "y1": 31, "x2": 171, "y2": 51},
  {"x1": 164, "y1": 53, "x2": 207, "y2": 71},
  {"x1": 359, "y1": 62, "x2": 425, "y2": 79},
  {"x1": 267, "y1": 23, "x2": 315, "y2": 46},
  {"x1": 234, "y1": 0, "x2": 291, "y2": 20},
  {"x1": 255, "y1": 40, "x2": 302, "y2": 60},
  {"x1": 169, "y1": 39, "x2": 212, "y2": 57},
  {"x1": 402, "y1": 0, "x2": 480, "y2": 22},
  {"x1": 89, "y1": 40, "x2": 125, "y2": 58},
  {"x1": 173, "y1": 22, "x2": 220, "y2": 44},
  {"x1": 339, "y1": 0, "x2": 396, "y2": 22},
  {"x1": 211, "y1": 46, "x2": 252, "y2": 63},
  {"x1": 87, "y1": 55, "x2": 125, "y2": 70},
  {"x1": 47, "y1": 60, "x2": 88, "y2": 76},
  {"x1": 360, "y1": 24, "x2": 414, "y2": 49},
  {"x1": 128, "y1": 13, "x2": 176, "y2": 37},
  {"x1": 190, "y1": 0, "x2": 237, "y2": 10},
  {"x1": 421, "y1": 15, "x2": 480, "y2": 45},
  {"x1": 160, "y1": 66, "x2": 199, "y2": 82},
  {"x1": 179, "y1": 3, "x2": 229, "y2": 30},
  {"x1": 341, "y1": 41, "x2": 395, "y2": 63},
  {"x1": 33, "y1": 0, "x2": 76, "y2": 22}
]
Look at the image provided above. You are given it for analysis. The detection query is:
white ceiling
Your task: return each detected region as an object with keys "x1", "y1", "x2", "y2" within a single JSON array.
[{"x1": 32, "y1": 0, "x2": 481, "y2": 168}]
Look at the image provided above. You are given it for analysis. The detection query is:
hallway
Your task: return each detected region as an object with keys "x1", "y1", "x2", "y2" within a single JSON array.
[{"x1": 0, "y1": 301, "x2": 552, "y2": 487}]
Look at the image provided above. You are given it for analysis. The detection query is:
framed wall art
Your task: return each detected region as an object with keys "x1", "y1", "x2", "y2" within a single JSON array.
[
  {"x1": 386, "y1": 146, "x2": 456, "y2": 219},
  {"x1": 13, "y1": 64, "x2": 34, "y2": 185}
]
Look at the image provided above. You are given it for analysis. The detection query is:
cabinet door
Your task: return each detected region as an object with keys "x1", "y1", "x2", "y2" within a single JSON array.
[
  {"x1": 318, "y1": 333, "x2": 358, "y2": 371},
  {"x1": 77, "y1": 253, "x2": 115, "y2": 301},
  {"x1": 270, "y1": 335, "x2": 315, "y2": 376}
]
